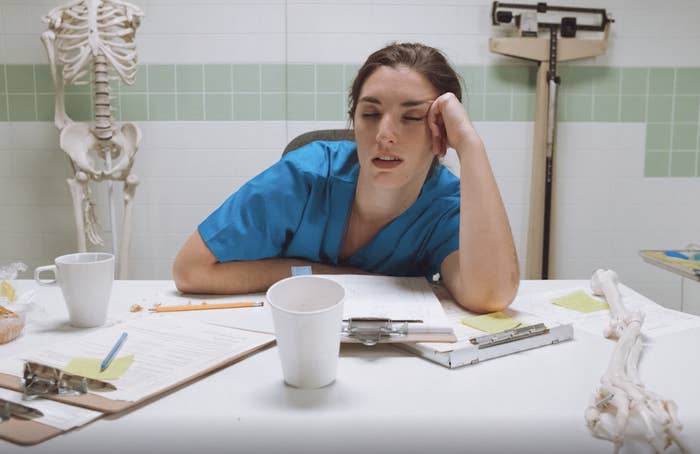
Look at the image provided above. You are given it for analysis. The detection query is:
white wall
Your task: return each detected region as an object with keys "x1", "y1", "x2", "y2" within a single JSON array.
[{"x1": 0, "y1": 0, "x2": 699, "y2": 313}]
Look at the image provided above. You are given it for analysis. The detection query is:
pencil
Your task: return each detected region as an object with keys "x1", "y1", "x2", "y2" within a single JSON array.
[
  {"x1": 100, "y1": 332, "x2": 128, "y2": 372},
  {"x1": 149, "y1": 301, "x2": 264, "y2": 313}
]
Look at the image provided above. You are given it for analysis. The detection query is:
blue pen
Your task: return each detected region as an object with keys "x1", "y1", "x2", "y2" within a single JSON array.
[
  {"x1": 664, "y1": 250, "x2": 689, "y2": 260},
  {"x1": 100, "y1": 332, "x2": 128, "y2": 372}
]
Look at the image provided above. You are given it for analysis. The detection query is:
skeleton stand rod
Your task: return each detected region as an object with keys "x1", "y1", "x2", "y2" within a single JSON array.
[{"x1": 103, "y1": 144, "x2": 119, "y2": 265}]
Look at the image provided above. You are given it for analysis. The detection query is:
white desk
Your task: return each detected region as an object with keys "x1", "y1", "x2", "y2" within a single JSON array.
[{"x1": 2, "y1": 280, "x2": 700, "y2": 454}]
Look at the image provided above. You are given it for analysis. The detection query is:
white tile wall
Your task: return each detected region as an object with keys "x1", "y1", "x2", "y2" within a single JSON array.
[
  {"x1": 1, "y1": 0, "x2": 699, "y2": 314},
  {"x1": 683, "y1": 279, "x2": 700, "y2": 314},
  {"x1": 552, "y1": 123, "x2": 700, "y2": 313}
]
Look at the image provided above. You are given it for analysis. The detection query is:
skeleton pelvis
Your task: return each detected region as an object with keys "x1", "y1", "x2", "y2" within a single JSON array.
[{"x1": 59, "y1": 122, "x2": 142, "y2": 181}]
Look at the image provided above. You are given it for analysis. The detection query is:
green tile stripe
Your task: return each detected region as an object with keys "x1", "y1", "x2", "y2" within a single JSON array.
[
  {"x1": 2, "y1": 63, "x2": 697, "y2": 122},
  {"x1": 2, "y1": 64, "x2": 699, "y2": 177}
]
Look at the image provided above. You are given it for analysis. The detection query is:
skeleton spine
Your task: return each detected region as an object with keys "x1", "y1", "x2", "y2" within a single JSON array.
[{"x1": 93, "y1": 54, "x2": 113, "y2": 141}]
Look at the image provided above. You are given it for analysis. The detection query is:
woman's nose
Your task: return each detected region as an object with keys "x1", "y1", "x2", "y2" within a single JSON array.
[{"x1": 376, "y1": 116, "x2": 397, "y2": 145}]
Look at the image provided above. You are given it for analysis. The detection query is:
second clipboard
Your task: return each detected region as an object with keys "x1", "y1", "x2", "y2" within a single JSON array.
[{"x1": 394, "y1": 322, "x2": 573, "y2": 368}]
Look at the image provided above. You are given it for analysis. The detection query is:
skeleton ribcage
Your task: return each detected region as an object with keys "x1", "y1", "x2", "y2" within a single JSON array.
[{"x1": 52, "y1": 0, "x2": 139, "y2": 86}]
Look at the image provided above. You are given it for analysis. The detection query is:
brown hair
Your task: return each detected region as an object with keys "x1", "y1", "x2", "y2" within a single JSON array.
[{"x1": 348, "y1": 43, "x2": 463, "y2": 121}]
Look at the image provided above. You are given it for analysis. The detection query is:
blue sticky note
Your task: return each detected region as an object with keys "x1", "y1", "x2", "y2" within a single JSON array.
[{"x1": 291, "y1": 266, "x2": 312, "y2": 276}]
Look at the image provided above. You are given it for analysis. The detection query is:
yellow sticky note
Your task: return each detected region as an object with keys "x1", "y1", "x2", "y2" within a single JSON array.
[
  {"x1": 64, "y1": 355, "x2": 134, "y2": 380},
  {"x1": 0, "y1": 281, "x2": 16, "y2": 302},
  {"x1": 552, "y1": 290, "x2": 609, "y2": 313},
  {"x1": 461, "y1": 312, "x2": 526, "y2": 333}
]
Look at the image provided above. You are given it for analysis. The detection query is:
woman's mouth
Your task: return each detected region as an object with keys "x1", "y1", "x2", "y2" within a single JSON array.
[{"x1": 372, "y1": 156, "x2": 403, "y2": 169}]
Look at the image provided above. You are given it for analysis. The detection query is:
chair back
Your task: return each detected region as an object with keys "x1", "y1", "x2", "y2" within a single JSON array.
[{"x1": 283, "y1": 129, "x2": 355, "y2": 156}]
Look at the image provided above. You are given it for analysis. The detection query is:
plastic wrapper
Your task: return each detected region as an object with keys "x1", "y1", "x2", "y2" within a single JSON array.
[
  {"x1": 0, "y1": 262, "x2": 32, "y2": 343},
  {"x1": 0, "y1": 262, "x2": 27, "y2": 280}
]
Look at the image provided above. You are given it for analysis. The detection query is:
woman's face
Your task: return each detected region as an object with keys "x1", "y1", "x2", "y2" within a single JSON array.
[{"x1": 353, "y1": 65, "x2": 439, "y2": 189}]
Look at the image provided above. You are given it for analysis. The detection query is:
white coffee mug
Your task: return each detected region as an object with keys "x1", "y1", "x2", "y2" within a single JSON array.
[
  {"x1": 267, "y1": 276, "x2": 345, "y2": 389},
  {"x1": 34, "y1": 252, "x2": 115, "y2": 328}
]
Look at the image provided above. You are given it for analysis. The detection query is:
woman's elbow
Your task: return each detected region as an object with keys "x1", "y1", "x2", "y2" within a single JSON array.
[
  {"x1": 172, "y1": 253, "x2": 204, "y2": 294},
  {"x1": 172, "y1": 260, "x2": 192, "y2": 293},
  {"x1": 454, "y1": 278, "x2": 519, "y2": 314}
]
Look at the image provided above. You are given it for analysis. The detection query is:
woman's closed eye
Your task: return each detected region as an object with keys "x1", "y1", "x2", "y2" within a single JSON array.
[
  {"x1": 403, "y1": 109, "x2": 429, "y2": 122},
  {"x1": 359, "y1": 111, "x2": 426, "y2": 122}
]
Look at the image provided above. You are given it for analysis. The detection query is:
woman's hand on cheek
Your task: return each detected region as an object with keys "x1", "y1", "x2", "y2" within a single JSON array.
[
  {"x1": 427, "y1": 93, "x2": 477, "y2": 157},
  {"x1": 427, "y1": 104, "x2": 447, "y2": 157},
  {"x1": 427, "y1": 97, "x2": 446, "y2": 157}
]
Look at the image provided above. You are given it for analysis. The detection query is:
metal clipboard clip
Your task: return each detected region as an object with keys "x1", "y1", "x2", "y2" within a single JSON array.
[
  {"x1": 0, "y1": 398, "x2": 44, "y2": 423},
  {"x1": 342, "y1": 317, "x2": 423, "y2": 346},
  {"x1": 469, "y1": 323, "x2": 550, "y2": 349},
  {"x1": 20, "y1": 361, "x2": 117, "y2": 400}
]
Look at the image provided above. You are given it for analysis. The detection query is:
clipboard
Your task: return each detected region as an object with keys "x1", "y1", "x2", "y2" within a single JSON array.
[
  {"x1": 395, "y1": 322, "x2": 573, "y2": 368},
  {"x1": 0, "y1": 339, "x2": 272, "y2": 414},
  {"x1": 341, "y1": 317, "x2": 457, "y2": 345},
  {"x1": 639, "y1": 249, "x2": 700, "y2": 282},
  {"x1": 0, "y1": 321, "x2": 275, "y2": 446},
  {"x1": 318, "y1": 275, "x2": 458, "y2": 345},
  {"x1": 393, "y1": 296, "x2": 573, "y2": 368},
  {"x1": 0, "y1": 416, "x2": 63, "y2": 446},
  {"x1": 0, "y1": 389, "x2": 102, "y2": 446}
]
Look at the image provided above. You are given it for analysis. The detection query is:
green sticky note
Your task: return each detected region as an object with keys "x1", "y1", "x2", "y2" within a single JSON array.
[
  {"x1": 552, "y1": 290, "x2": 609, "y2": 313},
  {"x1": 64, "y1": 355, "x2": 134, "y2": 380},
  {"x1": 461, "y1": 312, "x2": 525, "y2": 333}
]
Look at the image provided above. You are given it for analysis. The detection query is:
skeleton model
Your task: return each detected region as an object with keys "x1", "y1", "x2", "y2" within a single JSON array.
[
  {"x1": 585, "y1": 269, "x2": 687, "y2": 453},
  {"x1": 41, "y1": 0, "x2": 143, "y2": 278}
]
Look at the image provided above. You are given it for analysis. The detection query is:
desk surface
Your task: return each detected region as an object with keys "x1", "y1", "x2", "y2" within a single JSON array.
[{"x1": 1, "y1": 279, "x2": 699, "y2": 454}]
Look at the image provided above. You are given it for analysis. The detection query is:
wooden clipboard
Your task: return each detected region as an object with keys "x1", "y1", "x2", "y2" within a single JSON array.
[
  {"x1": 0, "y1": 339, "x2": 273, "y2": 445},
  {"x1": 0, "y1": 417, "x2": 63, "y2": 446},
  {"x1": 640, "y1": 250, "x2": 700, "y2": 282}
]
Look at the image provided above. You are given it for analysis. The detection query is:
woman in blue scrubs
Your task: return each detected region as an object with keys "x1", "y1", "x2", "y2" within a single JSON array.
[{"x1": 173, "y1": 43, "x2": 519, "y2": 313}]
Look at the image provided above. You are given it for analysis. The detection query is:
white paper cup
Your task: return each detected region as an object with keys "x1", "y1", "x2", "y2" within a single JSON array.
[
  {"x1": 34, "y1": 252, "x2": 114, "y2": 328},
  {"x1": 267, "y1": 276, "x2": 345, "y2": 389}
]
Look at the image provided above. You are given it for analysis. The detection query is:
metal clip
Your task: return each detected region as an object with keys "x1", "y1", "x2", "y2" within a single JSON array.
[
  {"x1": 469, "y1": 323, "x2": 550, "y2": 349},
  {"x1": 21, "y1": 361, "x2": 116, "y2": 400},
  {"x1": 342, "y1": 317, "x2": 422, "y2": 346},
  {"x1": 0, "y1": 398, "x2": 44, "y2": 423}
]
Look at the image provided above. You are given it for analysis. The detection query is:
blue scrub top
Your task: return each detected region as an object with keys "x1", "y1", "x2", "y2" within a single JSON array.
[{"x1": 198, "y1": 140, "x2": 461, "y2": 279}]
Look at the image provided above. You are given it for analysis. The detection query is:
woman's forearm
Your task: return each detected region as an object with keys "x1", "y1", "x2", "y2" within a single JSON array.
[
  {"x1": 454, "y1": 131, "x2": 519, "y2": 309},
  {"x1": 175, "y1": 256, "x2": 368, "y2": 295},
  {"x1": 174, "y1": 231, "x2": 369, "y2": 294}
]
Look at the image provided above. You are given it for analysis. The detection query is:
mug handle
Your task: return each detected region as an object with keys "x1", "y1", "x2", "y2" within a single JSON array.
[{"x1": 34, "y1": 265, "x2": 57, "y2": 286}]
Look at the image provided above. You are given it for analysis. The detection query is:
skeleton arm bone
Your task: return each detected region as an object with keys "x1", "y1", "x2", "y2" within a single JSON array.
[
  {"x1": 40, "y1": 30, "x2": 73, "y2": 130},
  {"x1": 591, "y1": 269, "x2": 626, "y2": 319},
  {"x1": 585, "y1": 269, "x2": 687, "y2": 453}
]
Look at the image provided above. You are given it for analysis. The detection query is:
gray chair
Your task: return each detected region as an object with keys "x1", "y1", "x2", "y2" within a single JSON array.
[{"x1": 283, "y1": 129, "x2": 355, "y2": 156}]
